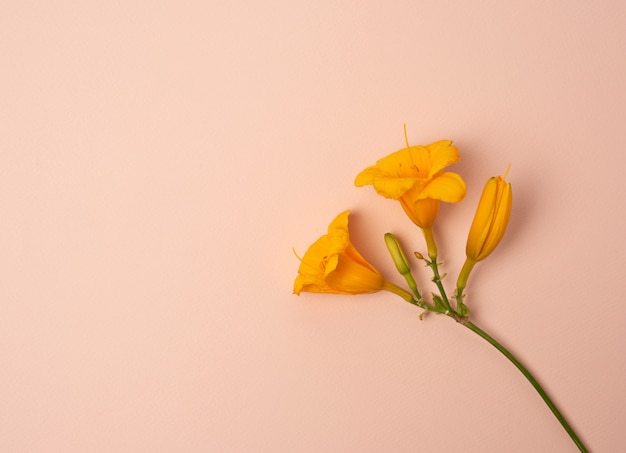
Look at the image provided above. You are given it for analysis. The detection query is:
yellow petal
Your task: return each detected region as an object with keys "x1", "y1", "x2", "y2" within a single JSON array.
[
  {"x1": 399, "y1": 197, "x2": 440, "y2": 228},
  {"x1": 425, "y1": 140, "x2": 461, "y2": 177},
  {"x1": 295, "y1": 235, "x2": 330, "y2": 280},
  {"x1": 373, "y1": 146, "x2": 428, "y2": 178},
  {"x1": 343, "y1": 243, "x2": 380, "y2": 275},
  {"x1": 294, "y1": 276, "x2": 354, "y2": 295},
  {"x1": 329, "y1": 210, "x2": 351, "y2": 229},
  {"x1": 327, "y1": 210, "x2": 350, "y2": 252},
  {"x1": 355, "y1": 163, "x2": 418, "y2": 199},
  {"x1": 325, "y1": 253, "x2": 384, "y2": 293},
  {"x1": 418, "y1": 172, "x2": 466, "y2": 202},
  {"x1": 466, "y1": 177, "x2": 498, "y2": 260},
  {"x1": 372, "y1": 176, "x2": 421, "y2": 199},
  {"x1": 354, "y1": 166, "x2": 377, "y2": 187}
]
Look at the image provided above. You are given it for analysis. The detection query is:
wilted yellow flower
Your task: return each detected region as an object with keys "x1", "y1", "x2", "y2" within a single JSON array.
[
  {"x1": 293, "y1": 210, "x2": 386, "y2": 295},
  {"x1": 355, "y1": 140, "x2": 466, "y2": 228},
  {"x1": 465, "y1": 175, "x2": 512, "y2": 262}
]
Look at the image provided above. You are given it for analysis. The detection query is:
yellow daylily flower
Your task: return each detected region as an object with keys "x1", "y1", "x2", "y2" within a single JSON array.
[
  {"x1": 293, "y1": 210, "x2": 386, "y2": 295},
  {"x1": 355, "y1": 140, "x2": 466, "y2": 228},
  {"x1": 465, "y1": 175, "x2": 512, "y2": 262}
]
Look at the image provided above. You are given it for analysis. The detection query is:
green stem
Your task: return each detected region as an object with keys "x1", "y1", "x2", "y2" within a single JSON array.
[
  {"x1": 421, "y1": 227, "x2": 454, "y2": 314},
  {"x1": 421, "y1": 226, "x2": 438, "y2": 261},
  {"x1": 456, "y1": 258, "x2": 476, "y2": 295},
  {"x1": 383, "y1": 282, "x2": 419, "y2": 306},
  {"x1": 462, "y1": 321, "x2": 589, "y2": 453},
  {"x1": 428, "y1": 259, "x2": 453, "y2": 313},
  {"x1": 454, "y1": 259, "x2": 476, "y2": 317},
  {"x1": 403, "y1": 272, "x2": 423, "y2": 302}
]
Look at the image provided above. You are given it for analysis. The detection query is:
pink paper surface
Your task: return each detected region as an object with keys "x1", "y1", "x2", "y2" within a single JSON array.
[{"x1": 2, "y1": 1, "x2": 625, "y2": 451}]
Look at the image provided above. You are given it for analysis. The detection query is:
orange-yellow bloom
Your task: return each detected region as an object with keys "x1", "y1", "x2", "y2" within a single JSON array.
[
  {"x1": 465, "y1": 175, "x2": 512, "y2": 262},
  {"x1": 293, "y1": 210, "x2": 386, "y2": 295},
  {"x1": 355, "y1": 140, "x2": 466, "y2": 228}
]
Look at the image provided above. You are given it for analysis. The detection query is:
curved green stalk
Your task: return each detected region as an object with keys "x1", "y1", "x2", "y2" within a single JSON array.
[
  {"x1": 462, "y1": 321, "x2": 589, "y2": 453},
  {"x1": 388, "y1": 228, "x2": 587, "y2": 451}
]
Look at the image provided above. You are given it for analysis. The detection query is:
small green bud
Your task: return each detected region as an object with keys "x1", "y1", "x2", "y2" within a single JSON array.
[{"x1": 384, "y1": 233, "x2": 411, "y2": 276}]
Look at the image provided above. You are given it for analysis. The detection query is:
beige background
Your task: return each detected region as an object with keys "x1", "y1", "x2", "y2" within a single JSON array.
[{"x1": 2, "y1": 1, "x2": 625, "y2": 451}]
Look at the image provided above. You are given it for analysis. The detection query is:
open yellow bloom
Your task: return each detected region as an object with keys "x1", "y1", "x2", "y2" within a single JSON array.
[
  {"x1": 465, "y1": 175, "x2": 512, "y2": 262},
  {"x1": 355, "y1": 140, "x2": 466, "y2": 228},
  {"x1": 293, "y1": 210, "x2": 386, "y2": 295}
]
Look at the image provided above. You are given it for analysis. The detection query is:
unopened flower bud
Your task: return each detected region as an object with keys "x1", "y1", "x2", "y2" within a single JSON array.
[
  {"x1": 384, "y1": 233, "x2": 411, "y2": 276},
  {"x1": 465, "y1": 175, "x2": 512, "y2": 262},
  {"x1": 457, "y1": 172, "x2": 512, "y2": 295}
]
